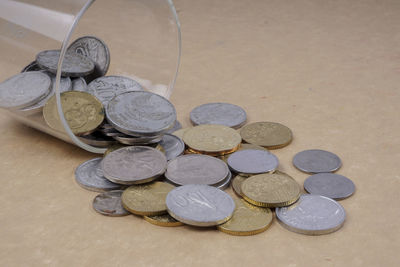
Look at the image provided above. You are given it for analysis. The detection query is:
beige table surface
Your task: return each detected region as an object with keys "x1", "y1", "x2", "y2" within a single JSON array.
[{"x1": 1, "y1": 0, "x2": 400, "y2": 266}]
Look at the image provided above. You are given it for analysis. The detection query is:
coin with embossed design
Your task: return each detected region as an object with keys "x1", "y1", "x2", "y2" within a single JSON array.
[
  {"x1": 227, "y1": 149, "x2": 279, "y2": 175},
  {"x1": 102, "y1": 146, "x2": 167, "y2": 185},
  {"x1": 106, "y1": 91, "x2": 176, "y2": 136},
  {"x1": 293, "y1": 149, "x2": 342, "y2": 173},
  {"x1": 240, "y1": 122, "x2": 292, "y2": 149},
  {"x1": 276, "y1": 194, "x2": 346, "y2": 235},
  {"x1": 92, "y1": 190, "x2": 129, "y2": 217},
  {"x1": 304, "y1": 173, "x2": 355, "y2": 200},
  {"x1": 87, "y1": 76, "x2": 143, "y2": 105},
  {"x1": 165, "y1": 154, "x2": 229, "y2": 186},
  {"x1": 68, "y1": 36, "x2": 110, "y2": 81},
  {"x1": 36, "y1": 50, "x2": 95, "y2": 77},
  {"x1": 190, "y1": 102, "x2": 247, "y2": 129},
  {"x1": 43, "y1": 91, "x2": 104, "y2": 135},
  {"x1": 121, "y1": 182, "x2": 175, "y2": 216},
  {"x1": 166, "y1": 184, "x2": 235, "y2": 227},
  {"x1": 0, "y1": 71, "x2": 51, "y2": 109},
  {"x1": 75, "y1": 158, "x2": 122, "y2": 192},
  {"x1": 241, "y1": 171, "x2": 301, "y2": 207},
  {"x1": 182, "y1": 124, "x2": 241, "y2": 155},
  {"x1": 144, "y1": 214, "x2": 184, "y2": 227},
  {"x1": 218, "y1": 198, "x2": 273, "y2": 236}
]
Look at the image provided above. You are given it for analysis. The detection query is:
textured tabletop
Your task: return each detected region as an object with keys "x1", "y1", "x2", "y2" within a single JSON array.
[{"x1": 1, "y1": 0, "x2": 399, "y2": 266}]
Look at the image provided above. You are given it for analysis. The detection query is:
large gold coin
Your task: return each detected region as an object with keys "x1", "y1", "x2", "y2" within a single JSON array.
[
  {"x1": 43, "y1": 91, "x2": 104, "y2": 136},
  {"x1": 121, "y1": 182, "x2": 175, "y2": 216},
  {"x1": 241, "y1": 171, "x2": 300, "y2": 207},
  {"x1": 183, "y1": 124, "x2": 242, "y2": 155},
  {"x1": 144, "y1": 214, "x2": 184, "y2": 227},
  {"x1": 218, "y1": 198, "x2": 273, "y2": 236},
  {"x1": 231, "y1": 175, "x2": 247, "y2": 197},
  {"x1": 240, "y1": 122, "x2": 292, "y2": 149}
]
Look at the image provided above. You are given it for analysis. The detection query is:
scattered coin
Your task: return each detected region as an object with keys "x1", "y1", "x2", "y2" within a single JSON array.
[
  {"x1": 165, "y1": 154, "x2": 229, "y2": 186},
  {"x1": 102, "y1": 146, "x2": 167, "y2": 185},
  {"x1": 183, "y1": 124, "x2": 242, "y2": 155},
  {"x1": 240, "y1": 122, "x2": 292, "y2": 149},
  {"x1": 121, "y1": 182, "x2": 175, "y2": 216},
  {"x1": 159, "y1": 134, "x2": 185, "y2": 161},
  {"x1": 68, "y1": 36, "x2": 110, "y2": 81},
  {"x1": 71, "y1": 77, "x2": 87, "y2": 91},
  {"x1": 86, "y1": 76, "x2": 143, "y2": 105},
  {"x1": 293, "y1": 149, "x2": 342, "y2": 173},
  {"x1": 0, "y1": 71, "x2": 51, "y2": 109},
  {"x1": 75, "y1": 158, "x2": 122, "y2": 192},
  {"x1": 218, "y1": 198, "x2": 273, "y2": 236},
  {"x1": 304, "y1": 173, "x2": 355, "y2": 200},
  {"x1": 241, "y1": 171, "x2": 301, "y2": 207},
  {"x1": 227, "y1": 149, "x2": 279, "y2": 175},
  {"x1": 36, "y1": 50, "x2": 95, "y2": 77},
  {"x1": 190, "y1": 102, "x2": 247, "y2": 129},
  {"x1": 144, "y1": 214, "x2": 184, "y2": 227},
  {"x1": 166, "y1": 120, "x2": 182, "y2": 134},
  {"x1": 92, "y1": 190, "x2": 129, "y2": 217},
  {"x1": 276, "y1": 194, "x2": 346, "y2": 235},
  {"x1": 231, "y1": 175, "x2": 247, "y2": 197},
  {"x1": 106, "y1": 91, "x2": 176, "y2": 136},
  {"x1": 43, "y1": 91, "x2": 104, "y2": 136},
  {"x1": 166, "y1": 184, "x2": 235, "y2": 227}
]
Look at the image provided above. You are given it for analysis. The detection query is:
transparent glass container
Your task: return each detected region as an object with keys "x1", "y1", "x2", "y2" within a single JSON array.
[{"x1": 0, "y1": 0, "x2": 181, "y2": 154}]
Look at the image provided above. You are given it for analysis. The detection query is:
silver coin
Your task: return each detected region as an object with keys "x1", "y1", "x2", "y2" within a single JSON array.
[
  {"x1": 165, "y1": 154, "x2": 229, "y2": 186},
  {"x1": 159, "y1": 134, "x2": 185, "y2": 161},
  {"x1": 101, "y1": 146, "x2": 167, "y2": 185},
  {"x1": 166, "y1": 120, "x2": 182, "y2": 134},
  {"x1": 112, "y1": 134, "x2": 162, "y2": 145},
  {"x1": 293, "y1": 149, "x2": 342, "y2": 173},
  {"x1": 92, "y1": 190, "x2": 129, "y2": 217},
  {"x1": 71, "y1": 77, "x2": 87, "y2": 91},
  {"x1": 68, "y1": 36, "x2": 110, "y2": 81},
  {"x1": 36, "y1": 50, "x2": 95, "y2": 77},
  {"x1": 0, "y1": 71, "x2": 51, "y2": 109},
  {"x1": 215, "y1": 170, "x2": 232, "y2": 190},
  {"x1": 21, "y1": 61, "x2": 42, "y2": 72},
  {"x1": 106, "y1": 91, "x2": 176, "y2": 136},
  {"x1": 86, "y1": 76, "x2": 143, "y2": 106},
  {"x1": 190, "y1": 102, "x2": 247, "y2": 129},
  {"x1": 166, "y1": 184, "x2": 235, "y2": 227},
  {"x1": 75, "y1": 158, "x2": 122, "y2": 192},
  {"x1": 79, "y1": 132, "x2": 118, "y2": 148},
  {"x1": 227, "y1": 149, "x2": 278, "y2": 175},
  {"x1": 276, "y1": 194, "x2": 346, "y2": 235},
  {"x1": 304, "y1": 173, "x2": 355, "y2": 200}
]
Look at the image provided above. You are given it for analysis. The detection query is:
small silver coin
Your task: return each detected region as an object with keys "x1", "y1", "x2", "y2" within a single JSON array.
[
  {"x1": 166, "y1": 184, "x2": 235, "y2": 227},
  {"x1": 71, "y1": 77, "x2": 87, "y2": 91},
  {"x1": 227, "y1": 149, "x2": 279, "y2": 175},
  {"x1": 21, "y1": 61, "x2": 42, "y2": 72},
  {"x1": 92, "y1": 190, "x2": 129, "y2": 217},
  {"x1": 215, "y1": 170, "x2": 232, "y2": 190},
  {"x1": 159, "y1": 134, "x2": 185, "y2": 161},
  {"x1": 101, "y1": 146, "x2": 167, "y2": 185},
  {"x1": 276, "y1": 194, "x2": 346, "y2": 235},
  {"x1": 86, "y1": 76, "x2": 143, "y2": 105},
  {"x1": 36, "y1": 50, "x2": 95, "y2": 77},
  {"x1": 79, "y1": 132, "x2": 118, "y2": 148},
  {"x1": 190, "y1": 102, "x2": 247, "y2": 129},
  {"x1": 0, "y1": 71, "x2": 51, "y2": 109},
  {"x1": 112, "y1": 134, "x2": 162, "y2": 145},
  {"x1": 106, "y1": 91, "x2": 176, "y2": 136},
  {"x1": 165, "y1": 154, "x2": 229, "y2": 186},
  {"x1": 166, "y1": 120, "x2": 182, "y2": 134},
  {"x1": 75, "y1": 158, "x2": 122, "y2": 192},
  {"x1": 304, "y1": 173, "x2": 355, "y2": 200},
  {"x1": 293, "y1": 149, "x2": 342, "y2": 173},
  {"x1": 68, "y1": 36, "x2": 110, "y2": 81}
]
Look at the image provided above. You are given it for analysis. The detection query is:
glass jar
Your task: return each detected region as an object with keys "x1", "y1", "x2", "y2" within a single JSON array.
[{"x1": 0, "y1": 0, "x2": 181, "y2": 154}]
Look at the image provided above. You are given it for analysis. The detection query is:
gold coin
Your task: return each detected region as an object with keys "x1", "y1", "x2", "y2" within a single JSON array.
[
  {"x1": 144, "y1": 214, "x2": 184, "y2": 227},
  {"x1": 218, "y1": 198, "x2": 273, "y2": 236},
  {"x1": 231, "y1": 175, "x2": 247, "y2": 197},
  {"x1": 183, "y1": 124, "x2": 242, "y2": 155},
  {"x1": 172, "y1": 127, "x2": 191, "y2": 139},
  {"x1": 121, "y1": 182, "x2": 175, "y2": 216},
  {"x1": 241, "y1": 171, "x2": 300, "y2": 207},
  {"x1": 43, "y1": 91, "x2": 104, "y2": 136},
  {"x1": 219, "y1": 143, "x2": 268, "y2": 162},
  {"x1": 240, "y1": 122, "x2": 292, "y2": 149}
]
